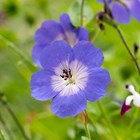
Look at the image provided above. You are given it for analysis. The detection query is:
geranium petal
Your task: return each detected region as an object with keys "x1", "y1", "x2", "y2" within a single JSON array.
[
  {"x1": 85, "y1": 68, "x2": 111, "y2": 102},
  {"x1": 60, "y1": 13, "x2": 75, "y2": 32},
  {"x1": 112, "y1": 2, "x2": 130, "y2": 24},
  {"x1": 97, "y1": 0, "x2": 111, "y2": 3},
  {"x1": 60, "y1": 13, "x2": 88, "y2": 46},
  {"x1": 51, "y1": 91, "x2": 86, "y2": 118},
  {"x1": 30, "y1": 70, "x2": 58, "y2": 101},
  {"x1": 73, "y1": 41, "x2": 104, "y2": 68},
  {"x1": 40, "y1": 41, "x2": 73, "y2": 70},
  {"x1": 32, "y1": 44, "x2": 48, "y2": 67},
  {"x1": 77, "y1": 27, "x2": 89, "y2": 41},
  {"x1": 124, "y1": 0, "x2": 140, "y2": 21},
  {"x1": 34, "y1": 20, "x2": 65, "y2": 45}
]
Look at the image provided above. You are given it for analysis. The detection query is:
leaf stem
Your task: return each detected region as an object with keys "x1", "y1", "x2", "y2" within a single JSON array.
[
  {"x1": 0, "y1": 95, "x2": 30, "y2": 140},
  {"x1": 113, "y1": 25, "x2": 140, "y2": 75},
  {"x1": 102, "y1": 0, "x2": 140, "y2": 75},
  {"x1": 83, "y1": 110, "x2": 91, "y2": 140},
  {"x1": 0, "y1": 112, "x2": 14, "y2": 140},
  {"x1": 0, "y1": 130, "x2": 5, "y2": 140},
  {"x1": 0, "y1": 35, "x2": 36, "y2": 72},
  {"x1": 123, "y1": 108, "x2": 139, "y2": 139},
  {"x1": 80, "y1": 0, "x2": 85, "y2": 26},
  {"x1": 97, "y1": 101, "x2": 120, "y2": 140},
  {"x1": 128, "y1": 108, "x2": 139, "y2": 129}
]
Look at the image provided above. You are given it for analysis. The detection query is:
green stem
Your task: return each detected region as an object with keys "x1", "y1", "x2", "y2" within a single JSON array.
[
  {"x1": 0, "y1": 130, "x2": 5, "y2": 140},
  {"x1": 91, "y1": 28, "x2": 100, "y2": 42},
  {"x1": 97, "y1": 101, "x2": 120, "y2": 140},
  {"x1": 103, "y1": 0, "x2": 108, "y2": 10},
  {"x1": 0, "y1": 98, "x2": 30, "y2": 140},
  {"x1": 123, "y1": 108, "x2": 139, "y2": 139},
  {"x1": 85, "y1": 124, "x2": 91, "y2": 140},
  {"x1": 0, "y1": 35, "x2": 36, "y2": 72},
  {"x1": 102, "y1": 0, "x2": 140, "y2": 75},
  {"x1": 0, "y1": 112, "x2": 14, "y2": 140},
  {"x1": 80, "y1": 0, "x2": 85, "y2": 26},
  {"x1": 113, "y1": 25, "x2": 140, "y2": 75},
  {"x1": 128, "y1": 108, "x2": 139, "y2": 128},
  {"x1": 83, "y1": 111, "x2": 91, "y2": 140}
]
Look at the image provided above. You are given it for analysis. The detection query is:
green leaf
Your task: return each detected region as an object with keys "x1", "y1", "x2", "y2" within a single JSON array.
[
  {"x1": 0, "y1": 130, "x2": 5, "y2": 140},
  {"x1": 68, "y1": 0, "x2": 94, "y2": 26},
  {"x1": 0, "y1": 35, "x2": 36, "y2": 72},
  {"x1": 81, "y1": 136, "x2": 90, "y2": 140}
]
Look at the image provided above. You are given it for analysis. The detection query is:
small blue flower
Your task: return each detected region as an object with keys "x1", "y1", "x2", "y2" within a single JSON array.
[
  {"x1": 30, "y1": 40, "x2": 111, "y2": 118},
  {"x1": 97, "y1": 0, "x2": 140, "y2": 24},
  {"x1": 32, "y1": 13, "x2": 89, "y2": 67}
]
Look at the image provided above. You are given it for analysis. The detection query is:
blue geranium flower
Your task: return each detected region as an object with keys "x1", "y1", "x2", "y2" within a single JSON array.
[
  {"x1": 97, "y1": 0, "x2": 140, "y2": 24},
  {"x1": 32, "y1": 13, "x2": 89, "y2": 67},
  {"x1": 30, "y1": 40, "x2": 110, "y2": 118}
]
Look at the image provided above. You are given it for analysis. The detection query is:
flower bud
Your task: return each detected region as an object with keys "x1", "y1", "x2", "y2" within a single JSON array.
[{"x1": 134, "y1": 43, "x2": 139, "y2": 55}]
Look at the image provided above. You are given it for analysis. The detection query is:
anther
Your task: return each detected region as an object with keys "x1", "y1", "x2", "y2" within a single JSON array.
[{"x1": 60, "y1": 68, "x2": 72, "y2": 80}]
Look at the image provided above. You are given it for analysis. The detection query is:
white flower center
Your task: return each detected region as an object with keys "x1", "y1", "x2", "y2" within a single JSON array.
[{"x1": 51, "y1": 60, "x2": 88, "y2": 96}]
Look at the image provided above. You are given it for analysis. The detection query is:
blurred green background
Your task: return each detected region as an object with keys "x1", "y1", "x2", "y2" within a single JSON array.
[{"x1": 0, "y1": 0, "x2": 140, "y2": 140}]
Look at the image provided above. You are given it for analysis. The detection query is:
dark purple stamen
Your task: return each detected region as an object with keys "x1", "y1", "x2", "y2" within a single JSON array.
[{"x1": 60, "y1": 68, "x2": 72, "y2": 80}]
